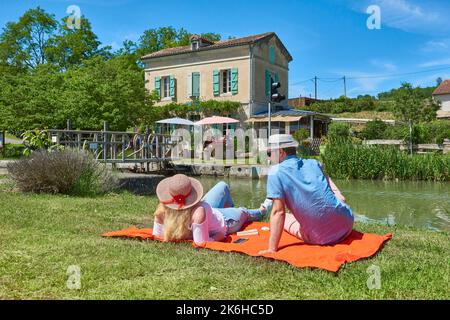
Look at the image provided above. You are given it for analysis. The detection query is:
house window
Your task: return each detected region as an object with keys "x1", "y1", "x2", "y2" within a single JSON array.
[
  {"x1": 162, "y1": 76, "x2": 170, "y2": 98},
  {"x1": 221, "y1": 69, "x2": 232, "y2": 94},
  {"x1": 192, "y1": 41, "x2": 199, "y2": 51}
]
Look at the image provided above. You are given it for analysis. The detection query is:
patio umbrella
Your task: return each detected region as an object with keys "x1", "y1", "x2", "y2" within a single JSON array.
[
  {"x1": 195, "y1": 116, "x2": 239, "y2": 126},
  {"x1": 156, "y1": 117, "x2": 198, "y2": 126}
]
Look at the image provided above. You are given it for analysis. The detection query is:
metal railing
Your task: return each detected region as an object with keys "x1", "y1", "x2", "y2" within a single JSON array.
[{"x1": 45, "y1": 122, "x2": 180, "y2": 166}]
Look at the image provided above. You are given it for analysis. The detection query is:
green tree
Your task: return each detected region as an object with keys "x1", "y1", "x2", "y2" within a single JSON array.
[
  {"x1": 392, "y1": 83, "x2": 439, "y2": 123},
  {"x1": 46, "y1": 16, "x2": 111, "y2": 70},
  {"x1": 0, "y1": 56, "x2": 154, "y2": 132},
  {"x1": 0, "y1": 7, "x2": 57, "y2": 69},
  {"x1": 61, "y1": 56, "x2": 154, "y2": 131},
  {"x1": 0, "y1": 64, "x2": 66, "y2": 132},
  {"x1": 361, "y1": 119, "x2": 388, "y2": 140},
  {"x1": 327, "y1": 122, "x2": 352, "y2": 143},
  {"x1": 137, "y1": 26, "x2": 221, "y2": 57},
  {"x1": 392, "y1": 82, "x2": 440, "y2": 154}
]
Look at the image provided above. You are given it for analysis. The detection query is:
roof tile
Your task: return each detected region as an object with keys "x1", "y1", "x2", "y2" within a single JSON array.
[
  {"x1": 433, "y1": 80, "x2": 450, "y2": 95},
  {"x1": 141, "y1": 32, "x2": 292, "y2": 61}
]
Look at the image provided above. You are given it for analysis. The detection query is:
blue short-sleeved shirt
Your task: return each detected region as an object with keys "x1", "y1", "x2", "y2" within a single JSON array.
[{"x1": 267, "y1": 156, "x2": 354, "y2": 245}]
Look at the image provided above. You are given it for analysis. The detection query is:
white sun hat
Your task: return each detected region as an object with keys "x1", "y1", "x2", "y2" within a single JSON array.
[{"x1": 267, "y1": 134, "x2": 299, "y2": 150}]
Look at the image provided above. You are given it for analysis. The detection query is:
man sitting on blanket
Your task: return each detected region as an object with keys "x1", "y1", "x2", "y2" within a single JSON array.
[{"x1": 258, "y1": 134, "x2": 354, "y2": 255}]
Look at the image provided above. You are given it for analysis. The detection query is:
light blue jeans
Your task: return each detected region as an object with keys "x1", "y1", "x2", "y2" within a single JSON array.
[{"x1": 202, "y1": 181, "x2": 263, "y2": 235}]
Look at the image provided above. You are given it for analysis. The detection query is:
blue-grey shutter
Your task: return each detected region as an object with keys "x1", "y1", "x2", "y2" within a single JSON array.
[
  {"x1": 269, "y1": 46, "x2": 276, "y2": 64},
  {"x1": 213, "y1": 70, "x2": 220, "y2": 96},
  {"x1": 192, "y1": 72, "x2": 200, "y2": 97},
  {"x1": 231, "y1": 68, "x2": 238, "y2": 95},
  {"x1": 155, "y1": 77, "x2": 161, "y2": 99},
  {"x1": 169, "y1": 75, "x2": 176, "y2": 99},
  {"x1": 187, "y1": 73, "x2": 192, "y2": 97}
]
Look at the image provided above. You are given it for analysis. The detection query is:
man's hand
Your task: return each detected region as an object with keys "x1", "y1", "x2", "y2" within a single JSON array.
[{"x1": 258, "y1": 199, "x2": 285, "y2": 255}]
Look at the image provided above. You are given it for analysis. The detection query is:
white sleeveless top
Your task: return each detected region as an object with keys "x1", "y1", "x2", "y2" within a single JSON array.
[{"x1": 197, "y1": 201, "x2": 227, "y2": 236}]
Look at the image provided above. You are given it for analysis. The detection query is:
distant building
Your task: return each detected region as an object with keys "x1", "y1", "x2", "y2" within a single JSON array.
[
  {"x1": 288, "y1": 97, "x2": 321, "y2": 108},
  {"x1": 141, "y1": 32, "x2": 293, "y2": 121},
  {"x1": 432, "y1": 80, "x2": 450, "y2": 119}
]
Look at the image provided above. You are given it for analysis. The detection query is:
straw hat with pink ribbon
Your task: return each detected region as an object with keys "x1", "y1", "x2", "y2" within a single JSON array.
[{"x1": 156, "y1": 174, "x2": 204, "y2": 210}]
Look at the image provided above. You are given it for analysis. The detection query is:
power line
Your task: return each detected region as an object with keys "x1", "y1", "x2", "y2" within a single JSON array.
[
  {"x1": 291, "y1": 65, "x2": 450, "y2": 86},
  {"x1": 290, "y1": 78, "x2": 315, "y2": 86},
  {"x1": 291, "y1": 65, "x2": 450, "y2": 99},
  {"x1": 318, "y1": 78, "x2": 342, "y2": 83},
  {"x1": 346, "y1": 65, "x2": 450, "y2": 80}
]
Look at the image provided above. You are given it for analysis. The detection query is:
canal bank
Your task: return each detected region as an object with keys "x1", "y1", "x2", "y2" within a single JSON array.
[{"x1": 187, "y1": 164, "x2": 270, "y2": 179}]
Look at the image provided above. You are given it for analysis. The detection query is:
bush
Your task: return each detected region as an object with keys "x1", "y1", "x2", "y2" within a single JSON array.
[
  {"x1": 293, "y1": 129, "x2": 310, "y2": 142},
  {"x1": 362, "y1": 121, "x2": 450, "y2": 144},
  {"x1": 413, "y1": 121, "x2": 450, "y2": 144},
  {"x1": 303, "y1": 96, "x2": 384, "y2": 114},
  {"x1": 360, "y1": 119, "x2": 388, "y2": 140},
  {"x1": 21, "y1": 129, "x2": 56, "y2": 156},
  {"x1": 383, "y1": 125, "x2": 409, "y2": 141},
  {"x1": 7, "y1": 149, "x2": 117, "y2": 195},
  {"x1": 1, "y1": 144, "x2": 25, "y2": 159},
  {"x1": 327, "y1": 122, "x2": 352, "y2": 143}
]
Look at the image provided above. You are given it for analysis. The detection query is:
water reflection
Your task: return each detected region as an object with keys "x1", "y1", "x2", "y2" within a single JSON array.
[{"x1": 196, "y1": 177, "x2": 450, "y2": 232}]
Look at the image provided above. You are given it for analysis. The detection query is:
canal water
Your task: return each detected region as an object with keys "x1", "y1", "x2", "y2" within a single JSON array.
[{"x1": 196, "y1": 177, "x2": 450, "y2": 232}]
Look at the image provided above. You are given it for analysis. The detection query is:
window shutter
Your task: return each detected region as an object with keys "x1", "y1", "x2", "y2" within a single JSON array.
[
  {"x1": 192, "y1": 72, "x2": 200, "y2": 97},
  {"x1": 155, "y1": 76, "x2": 161, "y2": 99},
  {"x1": 265, "y1": 70, "x2": 271, "y2": 98},
  {"x1": 269, "y1": 46, "x2": 276, "y2": 64},
  {"x1": 169, "y1": 75, "x2": 176, "y2": 99},
  {"x1": 231, "y1": 68, "x2": 238, "y2": 95},
  {"x1": 187, "y1": 73, "x2": 192, "y2": 97},
  {"x1": 213, "y1": 70, "x2": 220, "y2": 96}
]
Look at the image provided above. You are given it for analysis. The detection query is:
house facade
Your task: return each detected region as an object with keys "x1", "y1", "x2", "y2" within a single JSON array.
[
  {"x1": 432, "y1": 79, "x2": 450, "y2": 119},
  {"x1": 141, "y1": 32, "x2": 293, "y2": 121}
]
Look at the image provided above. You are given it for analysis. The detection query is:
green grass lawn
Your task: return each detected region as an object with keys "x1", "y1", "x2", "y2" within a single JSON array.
[{"x1": 0, "y1": 180, "x2": 449, "y2": 299}]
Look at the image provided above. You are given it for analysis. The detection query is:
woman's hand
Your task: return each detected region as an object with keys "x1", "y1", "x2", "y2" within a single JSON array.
[{"x1": 211, "y1": 230, "x2": 226, "y2": 242}]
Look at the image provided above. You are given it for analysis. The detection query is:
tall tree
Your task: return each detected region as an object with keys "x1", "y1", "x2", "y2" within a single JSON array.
[
  {"x1": 46, "y1": 16, "x2": 110, "y2": 70},
  {"x1": 61, "y1": 56, "x2": 154, "y2": 131},
  {"x1": 0, "y1": 64, "x2": 66, "y2": 132},
  {"x1": 136, "y1": 26, "x2": 221, "y2": 57},
  {"x1": 392, "y1": 82, "x2": 440, "y2": 154},
  {"x1": 393, "y1": 83, "x2": 439, "y2": 123},
  {"x1": 0, "y1": 7, "x2": 57, "y2": 69}
]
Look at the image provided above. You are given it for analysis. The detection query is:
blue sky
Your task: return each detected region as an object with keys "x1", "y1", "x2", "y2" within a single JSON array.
[{"x1": 1, "y1": 0, "x2": 450, "y2": 99}]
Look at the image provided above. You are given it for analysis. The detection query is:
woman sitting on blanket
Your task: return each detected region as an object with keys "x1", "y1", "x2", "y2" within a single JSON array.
[{"x1": 153, "y1": 174, "x2": 272, "y2": 245}]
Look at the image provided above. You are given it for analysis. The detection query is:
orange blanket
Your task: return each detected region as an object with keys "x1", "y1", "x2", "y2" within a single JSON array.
[{"x1": 103, "y1": 222, "x2": 392, "y2": 272}]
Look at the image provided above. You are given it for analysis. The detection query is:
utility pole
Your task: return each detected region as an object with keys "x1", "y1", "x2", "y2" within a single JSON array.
[
  {"x1": 268, "y1": 101, "x2": 272, "y2": 138},
  {"x1": 314, "y1": 76, "x2": 318, "y2": 100},
  {"x1": 343, "y1": 76, "x2": 347, "y2": 98}
]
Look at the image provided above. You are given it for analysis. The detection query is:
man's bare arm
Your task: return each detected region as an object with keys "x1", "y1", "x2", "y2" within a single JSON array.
[
  {"x1": 326, "y1": 175, "x2": 346, "y2": 202},
  {"x1": 258, "y1": 199, "x2": 286, "y2": 254}
]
